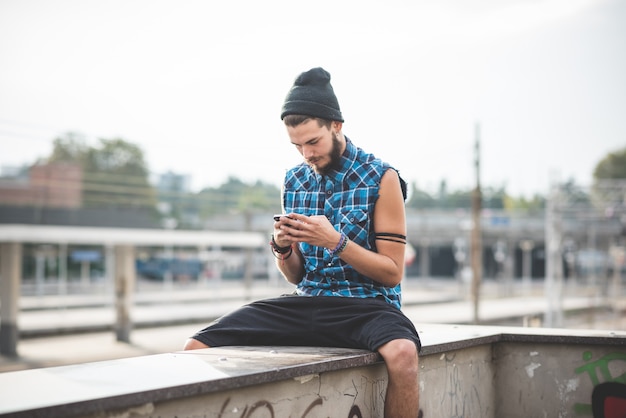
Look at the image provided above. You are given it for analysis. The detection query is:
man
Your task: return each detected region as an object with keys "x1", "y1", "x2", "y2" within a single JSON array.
[{"x1": 184, "y1": 67, "x2": 421, "y2": 417}]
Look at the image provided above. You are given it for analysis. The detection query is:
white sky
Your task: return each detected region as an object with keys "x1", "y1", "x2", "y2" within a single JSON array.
[{"x1": 1, "y1": 0, "x2": 625, "y2": 197}]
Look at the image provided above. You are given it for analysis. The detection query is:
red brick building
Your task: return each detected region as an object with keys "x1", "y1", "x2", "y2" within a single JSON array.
[{"x1": 0, "y1": 163, "x2": 82, "y2": 209}]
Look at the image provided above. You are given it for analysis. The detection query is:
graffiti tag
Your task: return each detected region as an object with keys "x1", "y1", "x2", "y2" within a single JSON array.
[{"x1": 218, "y1": 396, "x2": 363, "y2": 418}]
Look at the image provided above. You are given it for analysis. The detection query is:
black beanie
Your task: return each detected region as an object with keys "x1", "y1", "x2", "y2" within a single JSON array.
[{"x1": 281, "y1": 67, "x2": 344, "y2": 122}]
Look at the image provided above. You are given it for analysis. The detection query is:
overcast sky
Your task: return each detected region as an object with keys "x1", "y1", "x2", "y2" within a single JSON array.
[{"x1": 1, "y1": 0, "x2": 625, "y2": 197}]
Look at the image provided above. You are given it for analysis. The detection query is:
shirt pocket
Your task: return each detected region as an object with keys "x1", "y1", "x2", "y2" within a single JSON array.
[{"x1": 339, "y1": 208, "x2": 369, "y2": 243}]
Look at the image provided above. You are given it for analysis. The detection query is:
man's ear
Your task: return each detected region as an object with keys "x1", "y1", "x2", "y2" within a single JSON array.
[{"x1": 333, "y1": 121, "x2": 343, "y2": 132}]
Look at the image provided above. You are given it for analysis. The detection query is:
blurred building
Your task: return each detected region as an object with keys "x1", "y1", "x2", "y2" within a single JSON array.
[
  {"x1": 0, "y1": 163, "x2": 158, "y2": 228},
  {"x1": 0, "y1": 163, "x2": 82, "y2": 208},
  {"x1": 156, "y1": 171, "x2": 191, "y2": 195}
]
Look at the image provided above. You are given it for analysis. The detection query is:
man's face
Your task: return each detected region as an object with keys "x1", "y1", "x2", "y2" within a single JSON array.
[{"x1": 287, "y1": 119, "x2": 343, "y2": 175}]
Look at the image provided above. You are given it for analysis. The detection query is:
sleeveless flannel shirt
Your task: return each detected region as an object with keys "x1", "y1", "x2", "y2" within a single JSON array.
[{"x1": 282, "y1": 138, "x2": 403, "y2": 309}]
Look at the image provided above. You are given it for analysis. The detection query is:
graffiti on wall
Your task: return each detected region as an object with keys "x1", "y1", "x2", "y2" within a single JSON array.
[
  {"x1": 211, "y1": 373, "x2": 388, "y2": 418},
  {"x1": 574, "y1": 350, "x2": 626, "y2": 416},
  {"x1": 437, "y1": 352, "x2": 484, "y2": 417},
  {"x1": 217, "y1": 396, "x2": 365, "y2": 418},
  {"x1": 591, "y1": 382, "x2": 626, "y2": 418}
]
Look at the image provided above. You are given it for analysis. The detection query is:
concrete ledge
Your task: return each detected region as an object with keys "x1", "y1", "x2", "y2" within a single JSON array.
[
  {"x1": 417, "y1": 323, "x2": 626, "y2": 356},
  {"x1": 0, "y1": 347, "x2": 383, "y2": 418},
  {"x1": 0, "y1": 326, "x2": 625, "y2": 418}
]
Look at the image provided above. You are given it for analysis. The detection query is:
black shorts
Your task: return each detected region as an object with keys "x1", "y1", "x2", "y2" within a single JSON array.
[{"x1": 190, "y1": 295, "x2": 421, "y2": 353}]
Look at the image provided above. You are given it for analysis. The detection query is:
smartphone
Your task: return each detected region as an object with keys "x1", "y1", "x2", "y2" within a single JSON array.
[{"x1": 273, "y1": 214, "x2": 283, "y2": 222}]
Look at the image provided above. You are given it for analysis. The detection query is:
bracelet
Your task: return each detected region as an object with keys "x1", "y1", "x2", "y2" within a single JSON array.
[
  {"x1": 330, "y1": 233, "x2": 349, "y2": 256},
  {"x1": 270, "y1": 234, "x2": 292, "y2": 254},
  {"x1": 336, "y1": 235, "x2": 349, "y2": 255},
  {"x1": 269, "y1": 235, "x2": 293, "y2": 266},
  {"x1": 271, "y1": 246, "x2": 293, "y2": 260}
]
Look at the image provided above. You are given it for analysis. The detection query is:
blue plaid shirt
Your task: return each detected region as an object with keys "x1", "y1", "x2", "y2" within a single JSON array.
[{"x1": 282, "y1": 138, "x2": 403, "y2": 309}]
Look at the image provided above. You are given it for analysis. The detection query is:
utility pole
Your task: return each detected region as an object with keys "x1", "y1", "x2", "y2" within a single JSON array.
[
  {"x1": 545, "y1": 182, "x2": 564, "y2": 327},
  {"x1": 471, "y1": 123, "x2": 483, "y2": 324}
]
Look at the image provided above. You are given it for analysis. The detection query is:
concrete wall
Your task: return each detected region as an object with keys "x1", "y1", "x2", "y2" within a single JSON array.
[
  {"x1": 1, "y1": 331, "x2": 624, "y2": 418},
  {"x1": 495, "y1": 342, "x2": 626, "y2": 417},
  {"x1": 419, "y1": 340, "x2": 626, "y2": 418},
  {"x1": 420, "y1": 344, "x2": 497, "y2": 417},
  {"x1": 107, "y1": 364, "x2": 389, "y2": 418}
]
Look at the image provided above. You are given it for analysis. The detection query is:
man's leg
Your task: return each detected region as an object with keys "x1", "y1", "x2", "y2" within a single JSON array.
[
  {"x1": 183, "y1": 338, "x2": 209, "y2": 350},
  {"x1": 378, "y1": 338, "x2": 420, "y2": 418}
]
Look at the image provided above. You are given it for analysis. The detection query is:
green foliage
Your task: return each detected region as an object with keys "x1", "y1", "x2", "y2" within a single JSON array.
[
  {"x1": 407, "y1": 180, "x2": 507, "y2": 210},
  {"x1": 47, "y1": 132, "x2": 626, "y2": 223},
  {"x1": 560, "y1": 179, "x2": 591, "y2": 205},
  {"x1": 406, "y1": 183, "x2": 436, "y2": 209},
  {"x1": 482, "y1": 187, "x2": 507, "y2": 210},
  {"x1": 48, "y1": 132, "x2": 89, "y2": 164},
  {"x1": 48, "y1": 132, "x2": 157, "y2": 210},
  {"x1": 84, "y1": 138, "x2": 156, "y2": 209},
  {"x1": 593, "y1": 146, "x2": 626, "y2": 180},
  {"x1": 504, "y1": 194, "x2": 546, "y2": 212},
  {"x1": 46, "y1": 133, "x2": 283, "y2": 229},
  {"x1": 194, "y1": 177, "x2": 281, "y2": 219}
]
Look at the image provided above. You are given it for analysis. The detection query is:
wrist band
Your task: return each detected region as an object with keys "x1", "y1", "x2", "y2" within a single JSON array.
[
  {"x1": 271, "y1": 246, "x2": 293, "y2": 263},
  {"x1": 269, "y1": 235, "x2": 293, "y2": 265},
  {"x1": 270, "y1": 234, "x2": 292, "y2": 254},
  {"x1": 336, "y1": 235, "x2": 349, "y2": 255},
  {"x1": 330, "y1": 233, "x2": 349, "y2": 256}
]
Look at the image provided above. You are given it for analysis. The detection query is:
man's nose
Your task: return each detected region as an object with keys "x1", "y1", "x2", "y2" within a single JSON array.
[{"x1": 302, "y1": 145, "x2": 314, "y2": 159}]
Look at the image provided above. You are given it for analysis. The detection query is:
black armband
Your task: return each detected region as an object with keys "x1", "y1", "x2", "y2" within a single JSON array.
[{"x1": 374, "y1": 232, "x2": 407, "y2": 244}]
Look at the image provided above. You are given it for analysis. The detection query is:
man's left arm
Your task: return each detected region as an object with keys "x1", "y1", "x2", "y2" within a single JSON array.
[{"x1": 337, "y1": 168, "x2": 406, "y2": 286}]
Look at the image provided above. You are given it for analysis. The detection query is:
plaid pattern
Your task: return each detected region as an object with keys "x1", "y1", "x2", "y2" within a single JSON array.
[{"x1": 282, "y1": 138, "x2": 402, "y2": 309}]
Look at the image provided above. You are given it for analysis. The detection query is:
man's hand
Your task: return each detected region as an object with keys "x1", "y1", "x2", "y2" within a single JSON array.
[{"x1": 275, "y1": 213, "x2": 342, "y2": 250}]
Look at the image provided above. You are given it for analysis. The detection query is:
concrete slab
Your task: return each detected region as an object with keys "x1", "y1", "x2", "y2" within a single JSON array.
[
  {"x1": 1, "y1": 326, "x2": 625, "y2": 418},
  {"x1": 0, "y1": 346, "x2": 379, "y2": 417}
]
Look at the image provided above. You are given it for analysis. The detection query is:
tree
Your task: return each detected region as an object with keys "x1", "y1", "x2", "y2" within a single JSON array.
[
  {"x1": 504, "y1": 194, "x2": 546, "y2": 212},
  {"x1": 591, "y1": 147, "x2": 626, "y2": 215},
  {"x1": 481, "y1": 186, "x2": 507, "y2": 210},
  {"x1": 406, "y1": 180, "x2": 507, "y2": 211},
  {"x1": 82, "y1": 138, "x2": 156, "y2": 209},
  {"x1": 48, "y1": 132, "x2": 89, "y2": 164},
  {"x1": 47, "y1": 132, "x2": 157, "y2": 210},
  {"x1": 195, "y1": 177, "x2": 281, "y2": 220},
  {"x1": 237, "y1": 180, "x2": 280, "y2": 213},
  {"x1": 406, "y1": 183, "x2": 436, "y2": 209},
  {"x1": 593, "y1": 146, "x2": 626, "y2": 180}
]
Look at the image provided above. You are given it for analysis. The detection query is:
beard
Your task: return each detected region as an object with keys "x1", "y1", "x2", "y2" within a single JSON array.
[{"x1": 310, "y1": 132, "x2": 343, "y2": 176}]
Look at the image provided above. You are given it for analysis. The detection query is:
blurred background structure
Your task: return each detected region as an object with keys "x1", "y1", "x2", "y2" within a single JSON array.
[
  {"x1": 1, "y1": 138, "x2": 624, "y2": 311},
  {"x1": 1, "y1": 134, "x2": 624, "y2": 287},
  {"x1": 0, "y1": 135, "x2": 625, "y2": 371}
]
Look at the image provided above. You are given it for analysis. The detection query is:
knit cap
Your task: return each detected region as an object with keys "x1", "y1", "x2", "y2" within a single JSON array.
[{"x1": 280, "y1": 67, "x2": 344, "y2": 122}]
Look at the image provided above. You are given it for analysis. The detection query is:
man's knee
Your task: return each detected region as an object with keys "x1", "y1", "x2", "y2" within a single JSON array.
[
  {"x1": 183, "y1": 338, "x2": 210, "y2": 351},
  {"x1": 379, "y1": 339, "x2": 419, "y2": 373}
]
